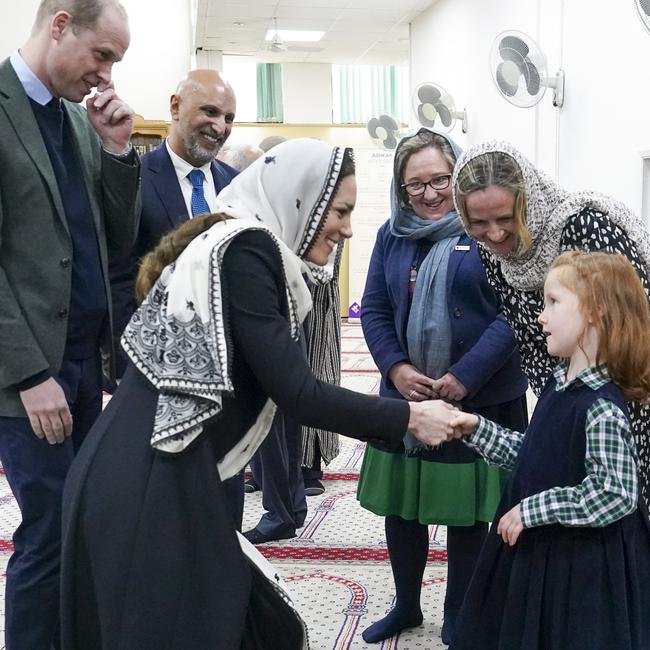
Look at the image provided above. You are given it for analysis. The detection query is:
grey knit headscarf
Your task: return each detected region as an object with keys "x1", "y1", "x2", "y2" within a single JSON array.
[{"x1": 452, "y1": 141, "x2": 650, "y2": 291}]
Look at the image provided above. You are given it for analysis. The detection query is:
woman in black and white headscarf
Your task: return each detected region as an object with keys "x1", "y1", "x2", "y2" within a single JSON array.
[
  {"x1": 60, "y1": 138, "x2": 456, "y2": 650},
  {"x1": 453, "y1": 140, "x2": 650, "y2": 507}
]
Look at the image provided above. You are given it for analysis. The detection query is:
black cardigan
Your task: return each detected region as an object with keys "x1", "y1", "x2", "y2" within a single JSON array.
[{"x1": 61, "y1": 229, "x2": 408, "y2": 650}]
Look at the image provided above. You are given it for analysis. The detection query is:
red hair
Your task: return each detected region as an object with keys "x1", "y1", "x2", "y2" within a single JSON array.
[{"x1": 551, "y1": 251, "x2": 650, "y2": 402}]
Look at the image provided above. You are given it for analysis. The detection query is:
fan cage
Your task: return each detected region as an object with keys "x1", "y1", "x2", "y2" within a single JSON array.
[
  {"x1": 636, "y1": 0, "x2": 650, "y2": 33},
  {"x1": 489, "y1": 29, "x2": 549, "y2": 108},
  {"x1": 412, "y1": 82, "x2": 459, "y2": 133}
]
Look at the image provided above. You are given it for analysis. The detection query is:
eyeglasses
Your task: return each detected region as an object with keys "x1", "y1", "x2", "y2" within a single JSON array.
[{"x1": 401, "y1": 174, "x2": 452, "y2": 196}]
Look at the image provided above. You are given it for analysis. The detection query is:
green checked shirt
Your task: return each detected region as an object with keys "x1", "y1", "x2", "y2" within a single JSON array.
[{"x1": 466, "y1": 364, "x2": 639, "y2": 529}]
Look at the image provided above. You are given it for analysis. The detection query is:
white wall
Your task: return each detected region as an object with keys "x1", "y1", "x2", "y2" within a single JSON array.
[
  {"x1": 113, "y1": 0, "x2": 193, "y2": 120},
  {"x1": 282, "y1": 63, "x2": 333, "y2": 124},
  {"x1": 222, "y1": 56, "x2": 257, "y2": 123},
  {"x1": 410, "y1": 0, "x2": 556, "y2": 162},
  {"x1": 0, "y1": 0, "x2": 39, "y2": 58},
  {"x1": 410, "y1": 0, "x2": 650, "y2": 220},
  {"x1": 559, "y1": 0, "x2": 650, "y2": 211}
]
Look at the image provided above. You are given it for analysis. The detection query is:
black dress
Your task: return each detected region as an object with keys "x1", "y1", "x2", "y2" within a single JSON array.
[
  {"x1": 61, "y1": 231, "x2": 409, "y2": 650},
  {"x1": 451, "y1": 377, "x2": 650, "y2": 650}
]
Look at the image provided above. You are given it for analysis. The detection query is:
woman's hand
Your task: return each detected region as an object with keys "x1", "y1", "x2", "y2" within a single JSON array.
[
  {"x1": 497, "y1": 504, "x2": 524, "y2": 546},
  {"x1": 449, "y1": 411, "x2": 479, "y2": 438},
  {"x1": 431, "y1": 373, "x2": 468, "y2": 402},
  {"x1": 407, "y1": 399, "x2": 457, "y2": 446},
  {"x1": 389, "y1": 362, "x2": 437, "y2": 401}
]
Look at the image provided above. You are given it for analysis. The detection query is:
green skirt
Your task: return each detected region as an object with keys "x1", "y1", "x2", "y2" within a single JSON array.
[{"x1": 357, "y1": 443, "x2": 509, "y2": 526}]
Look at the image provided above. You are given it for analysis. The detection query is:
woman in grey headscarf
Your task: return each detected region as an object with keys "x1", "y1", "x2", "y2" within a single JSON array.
[
  {"x1": 453, "y1": 141, "x2": 650, "y2": 507},
  {"x1": 358, "y1": 129, "x2": 528, "y2": 645}
]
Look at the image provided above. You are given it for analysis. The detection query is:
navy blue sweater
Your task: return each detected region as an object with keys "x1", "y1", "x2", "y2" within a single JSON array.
[{"x1": 30, "y1": 98, "x2": 106, "y2": 360}]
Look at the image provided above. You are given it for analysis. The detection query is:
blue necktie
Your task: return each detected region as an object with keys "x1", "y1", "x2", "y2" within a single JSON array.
[{"x1": 187, "y1": 169, "x2": 210, "y2": 216}]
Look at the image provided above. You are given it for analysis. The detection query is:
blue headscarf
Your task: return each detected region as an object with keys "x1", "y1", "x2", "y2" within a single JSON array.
[{"x1": 390, "y1": 128, "x2": 464, "y2": 454}]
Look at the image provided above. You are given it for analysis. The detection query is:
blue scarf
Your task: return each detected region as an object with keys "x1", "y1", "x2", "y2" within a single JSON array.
[{"x1": 389, "y1": 129, "x2": 464, "y2": 454}]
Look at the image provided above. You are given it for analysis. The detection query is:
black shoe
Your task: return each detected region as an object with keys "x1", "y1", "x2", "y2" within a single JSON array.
[
  {"x1": 243, "y1": 528, "x2": 296, "y2": 545},
  {"x1": 441, "y1": 615, "x2": 457, "y2": 645},
  {"x1": 244, "y1": 479, "x2": 260, "y2": 494},
  {"x1": 304, "y1": 479, "x2": 325, "y2": 496}
]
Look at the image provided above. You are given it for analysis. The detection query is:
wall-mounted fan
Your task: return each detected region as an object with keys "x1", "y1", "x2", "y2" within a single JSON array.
[
  {"x1": 490, "y1": 30, "x2": 564, "y2": 108},
  {"x1": 635, "y1": 0, "x2": 650, "y2": 33},
  {"x1": 366, "y1": 114, "x2": 404, "y2": 149},
  {"x1": 413, "y1": 82, "x2": 468, "y2": 133}
]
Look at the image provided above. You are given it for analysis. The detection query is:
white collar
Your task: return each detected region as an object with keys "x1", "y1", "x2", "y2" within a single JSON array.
[
  {"x1": 165, "y1": 138, "x2": 213, "y2": 180},
  {"x1": 10, "y1": 50, "x2": 54, "y2": 106}
]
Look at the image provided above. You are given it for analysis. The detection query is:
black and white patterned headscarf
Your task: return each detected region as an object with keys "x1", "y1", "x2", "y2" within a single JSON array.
[
  {"x1": 122, "y1": 139, "x2": 347, "y2": 476},
  {"x1": 452, "y1": 141, "x2": 650, "y2": 291}
]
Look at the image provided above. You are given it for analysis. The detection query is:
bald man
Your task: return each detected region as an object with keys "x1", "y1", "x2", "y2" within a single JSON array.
[
  {"x1": 217, "y1": 142, "x2": 263, "y2": 171},
  {"x1": 110, "y1": 69, "x2": 238, "y2": 373}
]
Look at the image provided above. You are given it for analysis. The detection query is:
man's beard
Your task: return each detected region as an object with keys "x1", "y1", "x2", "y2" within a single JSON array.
[{"x1": 183, "y1": 132, "x2": 222, "y2": 166}]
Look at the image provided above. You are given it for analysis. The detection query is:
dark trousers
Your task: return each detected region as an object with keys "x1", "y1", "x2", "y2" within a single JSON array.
[
  {"x1": 0, "y1": 355, "x2": 102, "y2": 650},
  {"x1": 249, "y1": 411, "x2": 307, "y2": 537}
]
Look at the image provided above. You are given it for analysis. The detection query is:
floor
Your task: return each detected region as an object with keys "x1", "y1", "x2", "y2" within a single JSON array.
[{"x1": 242, "y1": 440, "x2": 450, "y2": 650}]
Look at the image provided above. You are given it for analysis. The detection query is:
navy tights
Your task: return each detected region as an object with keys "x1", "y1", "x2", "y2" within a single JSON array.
[{"x1": 362, "y1": 516, "x2": 487, "y2": 644}]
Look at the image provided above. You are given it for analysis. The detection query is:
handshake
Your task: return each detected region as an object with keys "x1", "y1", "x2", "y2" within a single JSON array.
[{"x1": 407, "y1": 400, "x2": 479, "y2": 447}]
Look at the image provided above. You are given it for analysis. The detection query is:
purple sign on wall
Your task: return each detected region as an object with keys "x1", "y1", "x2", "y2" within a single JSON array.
[{"x1": 348, "y1": 301, "x2": 361, "y2": 322}]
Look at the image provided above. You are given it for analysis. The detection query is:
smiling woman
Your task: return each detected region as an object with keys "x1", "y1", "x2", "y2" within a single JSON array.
[
  {"x1": 357, "y1": 128, "x2": 527, "y2": 645},
  {"x1": 60, "y1": 138, "x2": 458, "y2": 650},
  {"x1": 398, "y1": 137, "x2": 455, "y2": 221},
  {"x1": 462, "y1": 184, "x2": 518, "y2": 257},
  {"x1": 452, "y1": 140, "x2": 650, "y2": 508},
  {"x1": 305, "y1": 162, "x2": 355, "y2": 266}
]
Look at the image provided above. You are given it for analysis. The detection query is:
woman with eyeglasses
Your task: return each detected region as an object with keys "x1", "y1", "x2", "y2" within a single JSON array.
[{"x1": 358, "y1": 129, "x2": 528, "y2": 646}]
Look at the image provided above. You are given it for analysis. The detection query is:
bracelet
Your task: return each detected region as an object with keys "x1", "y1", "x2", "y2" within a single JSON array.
[{"x1": 102, "y1": 142, "x2": 133, "y2": 158}]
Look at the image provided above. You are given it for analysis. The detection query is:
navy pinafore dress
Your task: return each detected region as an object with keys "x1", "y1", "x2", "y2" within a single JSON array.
[{"x1": 451, "y1": 376, "x2": 650, "y2": 650}]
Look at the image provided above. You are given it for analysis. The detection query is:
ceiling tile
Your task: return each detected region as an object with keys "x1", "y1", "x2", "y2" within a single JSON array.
[{"x1": 197, "y1": 0, "x2": 436, "y2": 64}]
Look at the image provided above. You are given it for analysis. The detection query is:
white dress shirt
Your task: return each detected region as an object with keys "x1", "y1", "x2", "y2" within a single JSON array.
[{"x1": 165, "y1": 139, "x2": 218, "y2": 217}]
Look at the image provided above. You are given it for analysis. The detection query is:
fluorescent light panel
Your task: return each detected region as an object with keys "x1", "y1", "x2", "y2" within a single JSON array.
[{"x1": 264, "y1": 29, "x2": 325, "y2": 42}]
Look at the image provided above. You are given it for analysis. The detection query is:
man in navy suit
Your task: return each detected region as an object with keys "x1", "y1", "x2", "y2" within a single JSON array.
[{"x1": 110, "y1": 69, "x2": 238, "y2": 369}]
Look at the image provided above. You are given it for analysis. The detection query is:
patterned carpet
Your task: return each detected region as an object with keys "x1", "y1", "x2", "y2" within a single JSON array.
[{"x1": 0, "y1": 323, "x2": 451, "y2": 649}]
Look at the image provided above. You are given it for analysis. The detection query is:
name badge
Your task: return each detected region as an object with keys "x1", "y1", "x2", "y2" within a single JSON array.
[{"x1": 454, "y1": 245, "x2": 470, "y2": 251}]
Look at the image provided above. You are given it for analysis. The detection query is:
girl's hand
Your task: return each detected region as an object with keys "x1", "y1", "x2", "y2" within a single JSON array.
[
  {"x1": 389, "y1": 362, "x2": 437, "y2": 401},
  {"x1": 449, "y1": 412, "x2": 479, "y2": 438},
  {"x1": 497, "y1": 504, "x2": 524, "y2": 546}
]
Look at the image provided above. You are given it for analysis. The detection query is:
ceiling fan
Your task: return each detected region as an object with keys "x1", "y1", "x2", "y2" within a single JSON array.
[{"x1": 268, "y1": 18, "x2": 288, "y2": 52}]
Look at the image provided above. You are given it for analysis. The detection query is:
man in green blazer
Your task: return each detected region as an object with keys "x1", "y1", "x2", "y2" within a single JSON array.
[{"x1": 0, "y1": 1, "x2": 139, "y2": 647}]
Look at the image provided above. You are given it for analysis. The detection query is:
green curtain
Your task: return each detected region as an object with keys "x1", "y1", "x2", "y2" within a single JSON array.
[
  {"x1": 335, "y1": 64, "x2": 405, "y2": 124},
  {"x1": 256, "y1": 63, "x2": 284, "y2": 122}
]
